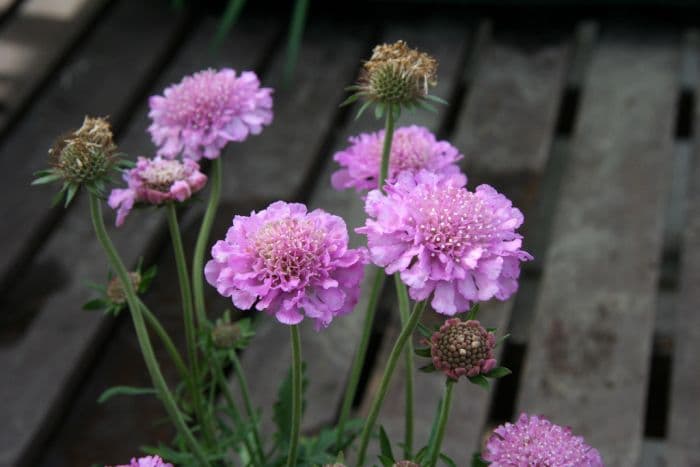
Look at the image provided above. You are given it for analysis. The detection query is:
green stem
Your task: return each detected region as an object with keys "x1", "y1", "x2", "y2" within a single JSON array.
[
  {"x1": 335, "y1": 268, "x2": 385, "y2": 448},
  {"x1": 166, "y1": 204, "x2": 213, "y2": 445},
  {"x1": 394, "y1": 275, "x2": 414, "y2": 458},
  {"x1": 286, "y1": 325, "x2": 303, "y2": 467},
  {"x1": 229, "y1": 350, "x2": 265, "y2": 464},
  {"x1": 427, "y1": 379, "x2": 456, "y2": 467},
  {"x1": 192, "y1": 157, "x2": 222, "y2": 327},
  {"x1": 211, "y1": 355, "x2": 259, "y2": 465},
  {"x1": 140, "y1": 299, "x2": 189, "y2": 383},
  {"x1": 283, "y1": 0, "x2": 309, "y2": 85},
  {"x1": 379, "y1": 106, "x2": 395, "y2": 194},
  {"x1": 355, "y1": 300, "x2": 427, "y2": 467},
  {"x1": 87, "y1": 194, "x2": 208, "y2": 464}
]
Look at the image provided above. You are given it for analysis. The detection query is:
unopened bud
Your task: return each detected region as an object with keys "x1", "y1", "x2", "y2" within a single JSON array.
[
  {"x1": 429, "y1": 318, "x2": 496, "y2": 380},
  {"x1": 106, "y1": 272, "x2": 141, "y2": 305},
  {"x1": 212, "y1": 322, "x2": 242, "y2": 349}
]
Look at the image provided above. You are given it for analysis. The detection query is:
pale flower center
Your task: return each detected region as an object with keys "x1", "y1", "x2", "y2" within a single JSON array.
[
  {"x1": 389, "y1": 132, "x2": 432, "y2": 172},
  {"x1": 142, "y1": 159, "x2": 186, "y2": 191},
  {"x1": 164, "y1": 71, "x2": 236, "y2": 130}
]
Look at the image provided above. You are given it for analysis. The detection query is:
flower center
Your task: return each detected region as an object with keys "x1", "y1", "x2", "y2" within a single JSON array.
[
  {"x1": 141, "y1": 159, "x2": 186, "y2": 192},
  {"x1": 163, "y1": 70, "x2": 236, "y2": 131},
  {"x1": 252, "y1": 218, "x2": 326, "y2": 286},
  {"x1": 434, "y1": 321, "x2": 490, "y2": 370},
  {"x1": 390, "y1": 132, "x2": 432, "y2": 172},
  {"x1": 411, "y1": 186, "x2": 499, "y2": 260}
]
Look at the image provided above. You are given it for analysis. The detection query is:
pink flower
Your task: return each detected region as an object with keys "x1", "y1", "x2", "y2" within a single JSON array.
[
  {"x1": 114, "y1": 455, "x2": 173, "y2": 467},
  {"x1": 148, "y1": 68, "x2": 273, "y2": 160},
  {"x1": 205, "y1": 201, "x2": 367, "y2": 330},
  {"x1": 484, "y1": 413, "x2": 604, "y2": 466},
  {"x1": 108, "y1": 156, "x2": 207, "y2": 226},
  {"x1": 428, "y1": 318, "x2": 496, "y2": 379},
  {"x1": 356, "y1": 170, "x2": 532, "y2": 315},
  {"x1": 331, "y1": 125, "x2": 464, "y2": 192}
]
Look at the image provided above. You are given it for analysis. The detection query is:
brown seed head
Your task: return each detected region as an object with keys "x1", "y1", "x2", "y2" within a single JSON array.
[
  {"x1": 429, "y1": 318, "x2": 497, "y2": 380},
  {"x1": 106, "y1": 272, "x2": 141, "y2": 305}
]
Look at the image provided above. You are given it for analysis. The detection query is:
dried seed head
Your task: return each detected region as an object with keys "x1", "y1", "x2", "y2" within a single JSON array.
[
  {"x1": 361, "y1": 40, "x2": 437, "y2": 105},
  {"x1": 211, "y1": 322, "x2": 243, "y2": 349},
  {"x1": 429, "y1": 318, "x2": 497, "y2": 380},
  {"x1": 106, "y1": 272, "x2": 142, "y2": 305},
  {"x1": 49, "y1": 116, "x2": 117, "y2": 184}
]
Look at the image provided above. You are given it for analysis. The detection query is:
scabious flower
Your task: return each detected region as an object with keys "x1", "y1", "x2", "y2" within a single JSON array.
[
  {"x1": 148, "y1": 68, "x2": 273, "y2": 160},
  {"x1": 331, "y1": 125, "x2": 464, "y2": 192},
  {"x1": 428, "y1": 318, "x2": 496, "y2": 379},
  {"x1": 114, "y1": 455, "x2": 173, "y2": 467},
  {"x1": 357, "y1": 170, "x2": 532, "y2": 315},
  {"x1": 108, "y1": 156, "x2": 207, "y2": 226},
  {"x1": 205, "y1": 201, "x2": 367, "y2": 330},
  {"x1": 484, "y1": 413, "x2": 604, "y2": 466}
]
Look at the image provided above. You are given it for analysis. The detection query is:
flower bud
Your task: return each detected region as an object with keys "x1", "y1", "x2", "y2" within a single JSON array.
[
  {"x1": 211, "y1": 322, "x2": 243, "y2": 349},
  {"x1": 429, "y1": 318, "x2": 496, "y2": 380},
  {"x1": 106, "y1": 272, "x2": 141, "y2": 305}
]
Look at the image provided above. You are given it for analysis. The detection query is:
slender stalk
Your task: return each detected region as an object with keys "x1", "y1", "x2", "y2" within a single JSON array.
[
  {"x1": 166, "y1": 204, "x2": 213, "y2": 445},
  {"x1": 192, "y1": 157, "x2": 222, "y2": 327},
  {"x1": 140, "y1": 299, "x2": 189, "y2": 383},
  {"x1": 229, "y1": 349, "x2": 265, "y2": 464},
  {"x1": 355, "y1": 300, "x2": 427, "y2": 467},
  {"x1": 211, "y1": 356, "x2": 260, "y2": 466},
  {"x1": 335, "y1": 268, "x2": 385, "y2": 447},
  {"x1": 283, "y1": 0, "x2": 309, "y2": 85},
  {"x1": 427, "y1": 379, "x2": 456, "y2": 467},
  {"x1": 286, "y1": 325, "x2": 303, "y2": 467},
  {"x1": 394, "y1": 274, "x2": 414, "y2": 458},
  {"x1": 379, "y1": 106, "x2": 395, "y2": 195},
  {"x1": 87, "y1": 194, "x2": 208, "y2": 464}
]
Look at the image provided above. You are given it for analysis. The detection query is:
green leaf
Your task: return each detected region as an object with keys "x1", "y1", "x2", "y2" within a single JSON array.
[
  {"x1": 419, "y1": 362, "x2": 436, "y2": 373},
  {"x1": 273, "y1": 361, "x2": 308, "y2": 444},
  {"x1": 64, "y1": 183, "x2": 79, "y2": 207},
  {"x1": 425, "y1": 94, "x2": 449, "y2": 105},
  {"x1": 486, "y1": 327, "x2": 497, "y2": 333},
  {"x1": 440, "y1": 452, "x2": 458, "y2": 467},
  {"x1": 340, "y1": 93, "x2": 361, "y2": 107},
  {"x1": 82, "y1": 298, "x2": 108, "y2": 311},
  {"x1": 374, "y1": 102, "x2": 385, "y2": 119},
  {"x1": 214, "y1": 0, "x2": 247, "y2": 46},
  {"x1": 471, "y1": 452, "x2": 490, "y2": 467},
  {"x1": 378, "y1": 454, "x2": 395, "y2": 467},
  {"x1": 468, "y1": 374, "x2": 490, "y2": 390},
  {"x1": 355, "y1": 100, "x2": 373, "y2": 120},
  {"x1": 417, "y1": 99, "x2": 438, "y2": 113},
  {"x1": 417, "y1": 321, "x2": 433, "y2": 338},
  {"x1": 485, "y1": 366, "x2": 512, "y2": 379},
  {"x1": 378, "y1": 425, "x2": 395, "y2": 462},
  {"x1": 465, "y1": 303, "x2": 480, "y2": 321},
  {"x1": 97, "y1": 385, "x2": 156, "y2": 403},
  {"x1": 414, "y1": 346, "x2": 432, "y2": 358},
  {"x1": 414, "y1": 446, "x2": 429, "y2": 464},
  {"x1": 496, "y1": 333, "x2": 511, "y2": 348},
  {"x1": 31, "y1": 172, "x2": 62, "y2": 185}
]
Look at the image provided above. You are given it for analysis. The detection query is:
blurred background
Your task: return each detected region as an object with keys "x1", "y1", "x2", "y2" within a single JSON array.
[{"x1": 1, "y1": 0, "x2": 699, "y2": 466}]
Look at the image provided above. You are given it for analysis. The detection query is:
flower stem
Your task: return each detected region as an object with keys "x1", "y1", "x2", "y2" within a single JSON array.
[
  {"x1": 166, "y1": 204, "x2": 213, "y2": 445},
  {"x1": 229, "y1": 349, "x2": 265, "y2": 464},
  {"x1": 286, "y1": 325, "x2": 303, "y2": 467},
  {"x1": 87, "y1": 194, "x2": 208, "y2": 464},
  {"x1": 379, "y1": 106, "x2": 395, "y2": 194},
  {"x1": 192, "y1": 156, "x2": 222, "y2": 327},
  {"x1": 394, "y1": 274, "x2": 414, "y2": 458},
  {"x1": 355, "y1": 300, "x2": 427, "y2": 467},
  {"x1": 427, "y1": 379, "x2": 455, "y2": 467},
  {"x1": 139, "y1": 299, "x2": 189, "y2": 383},
  {"x1": 335, "y1": 268, "x2": 385, "y2": 448}
]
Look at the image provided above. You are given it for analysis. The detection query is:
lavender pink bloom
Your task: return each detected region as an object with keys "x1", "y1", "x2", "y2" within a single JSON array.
[
  {"x1": 205, "y1": 201, "x2": 367, "y2": 330},
  {"x1": 148, "y1": 68, "x2": 273, "y2": 160},
  {"x1": 114, "y1": 455, "x2": 173, "y2": 467},
  {"x1": 331, "y1": 125, "x2": 464, "y2": 192},
  {"x1": 484, "y1": 413, "x2": 604, "y2": 466},
  {"x1": 108, "y1": 156, "x2": 207, "y2": 226},
  {"x1": 357, "y1": 170, "x2": 532, "y2": 315}
]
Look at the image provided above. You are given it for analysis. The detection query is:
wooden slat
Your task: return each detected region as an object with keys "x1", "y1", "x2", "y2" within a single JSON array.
[
  {"x1": 0, "y1": 13, "x2": 279, "y2": 466},
  {"x1": 0, "y1": 0, "x2": 108, "y2": 131},
  {"x1": 362, "y1": 26, "x2": 570, "y2": 464},
  {"x1": 665, "y1": 80, "x2": 700, "y2": 467},
  {"x1": 516, "y1": 31, "x2": 679, "y2": 467}
]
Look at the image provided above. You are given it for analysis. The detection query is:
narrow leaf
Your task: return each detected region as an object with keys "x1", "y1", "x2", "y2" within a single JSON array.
[
  {"x1": 378, "y1": 425, "x2": 395, "y2": 462},
  {"x1": 485, "y1": 366, "x2": 512, "y2": 379},
  {"x1": 339, "y1": 93, "x2": 361, "y2": 107},
  {"x1": 440, "y1": 453, "x2": 458, "y2": 467},
  {"x1": 465, "y1": 303, "x2": 480, "y2": 321},
  {"x1": 414, "y1": 346, "x2": 432, "y2": 358},
  {"x1": 468, "y1": 374, "x2": 490, "y2": 390},
  {"x1": 355, "y1": 100, "x2": 373, "y2": 120},
  {"x1": 471, "y1": 452, "x2": 489, "y2": 467},
  {"x1": 378, "y1": 454, "x2": 395, "y2": 467},
  {"x1": 64, "y1": 183, "x2": 79, "y2": 207},
  {"x1": 496, "y1": 333, "x2": 511, "y2": 348},
  {"x1": 374, "y1": 102, "x2": 385, "y2": 119},
  {"x1": 417, "y1": 321, "x2": 433, "y2": 338},
  {"x1": 83, "y1": 299, "x2": 107, "y2": 311},
  {"x1": 419, "y1": 362, "x2": 436, "y2": 373},
  {"x1": 31, "y1": 173, "x2": 62, "y2": 185},
  {"x1": 98, "y1": 385, "x2": 156, "y2": 403},
  {"x1": 214, "y1": 0, "x2": 247, "y2": 47},
  {"x1": 425, "y1": 94, "x2": 449, "y2": 105}
]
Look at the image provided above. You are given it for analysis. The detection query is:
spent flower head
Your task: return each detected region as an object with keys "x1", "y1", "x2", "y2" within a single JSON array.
[
  {"x1": 357, "y1": 170, "x2": 532, "y2": 315},
  {"x1": 83, "y1": 260, "x2": 157, "y2": 316},
  {"x1": 33, "y1": 116, "x2": 122, "y2": 206},
  {"x1": 345, "y1": 40, "x2": 444, "y2": 119},
  {"x1": 205, "y1": 201, "x2": 368, "y2": 330},
  {"x1": 484, "y1": 413, "x2": 604, "y2": 466},
  {"x1": 148, "y1": 68, "x2": 273, "y2": 160},
  {"x1": 211, "y1": 312, "x2": 255, "y2": 350},
  {"x1": 331, "y1": 125, "x2": 464, "y2": 192},
  {"x1": 108, "y1": 156, "x2": 207, "y2": 226}
]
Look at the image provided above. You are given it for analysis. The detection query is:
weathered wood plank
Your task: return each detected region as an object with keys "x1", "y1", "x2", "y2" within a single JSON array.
[
  {"x1": 665, "y1": 77, "x2": 700, "y2": 467},
  {"x1": 0, "y1": 0, "x2": 186, "y2": 290},
  {"x1": 363, "y1": 26, "x2": 569, "y2": 464},
  {"x1": 0, "y1": 0, "x2": 109, "y2": 132},
  {"x1": 0, "y1": 14, "x2": 279, "y2": 466},
  {"x1": 516, "y1": 31, "x2": 679, "y2": 467}
]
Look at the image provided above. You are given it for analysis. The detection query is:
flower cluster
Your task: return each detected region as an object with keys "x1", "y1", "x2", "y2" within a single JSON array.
[
  {"x1": 149, "y1": 68, "x2": 273, "y2": 160},
  {"x1": 114, "y1": 455, "x2": 173, "y2": 467},
  {"x1": 428, "y1": 318, "x2": 496, "y2": 379},
  {"x1": 331, "y1": 125, "x2": 463, "y2": 192},
  {"x1": 484, "y1": 414, "x2": 604, "y2": 466},
  {"x1": 357, "y1": 170, "x2": 532, "y2": 315},
  {"x1": 205, "y1": 201, "x2": 367, "y2": 330},
  {"x1": 108, "y1": 156, "x2": 207, "y2": 226}
]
